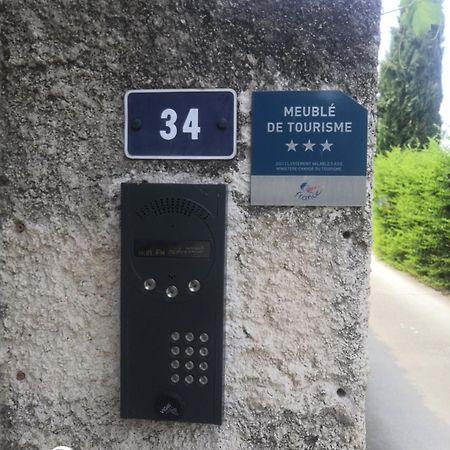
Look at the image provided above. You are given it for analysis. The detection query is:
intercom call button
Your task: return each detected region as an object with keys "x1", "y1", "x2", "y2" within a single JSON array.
[
  {"x1": 188, "y1": 279, "x2": 201, "y2": 293},
  {"x1": 143, "y1": 278, "x2": 156, "y2": 291},
  {"x1": 166, "y1": 285, "x2": 178, "y2": 298}
]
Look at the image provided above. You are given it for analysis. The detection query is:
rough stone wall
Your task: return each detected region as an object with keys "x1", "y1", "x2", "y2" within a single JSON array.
[{"x1": 0, "y1": 1, "x2": 380, "y2": 449}]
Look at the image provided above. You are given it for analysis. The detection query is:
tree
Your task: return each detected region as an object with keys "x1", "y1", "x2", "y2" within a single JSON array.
[{"x1": 377, "y1": 0, "x2": 444, "y2": 153}]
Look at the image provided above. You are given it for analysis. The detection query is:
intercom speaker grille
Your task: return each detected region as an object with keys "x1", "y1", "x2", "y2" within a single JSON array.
[{"x1": 135, "y1": 197, "x2": 210, "y2": 221}]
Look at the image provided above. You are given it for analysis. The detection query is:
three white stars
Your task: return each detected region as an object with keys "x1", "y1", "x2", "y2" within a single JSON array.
[{"x1": 285, "y1": 139, "x2": 334, "y2": 152}]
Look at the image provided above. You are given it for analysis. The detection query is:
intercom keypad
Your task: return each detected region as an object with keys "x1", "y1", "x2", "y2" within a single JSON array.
[
  {"x1": 168, "y1": 331, "x2": 211, "y2": 386},
  {"x1": 120, "y1": 183, "x2": 226, "y2": 425}
]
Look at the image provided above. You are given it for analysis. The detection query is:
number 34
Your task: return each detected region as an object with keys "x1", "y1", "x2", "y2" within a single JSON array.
[{"x1": 160, "y1": 108, "x2": 201, "y2": 140}]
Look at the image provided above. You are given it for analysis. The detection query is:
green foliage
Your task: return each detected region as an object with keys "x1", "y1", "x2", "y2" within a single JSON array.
[
  {"x1": 373, "y1": 140, "x2": 450, "y2": 290},
  {"x1": 377, "y1": 0, "x2": 443, "y2": 153},
  {"x1": 401, "y1": 0, "x2": 442, "y2": 36}
]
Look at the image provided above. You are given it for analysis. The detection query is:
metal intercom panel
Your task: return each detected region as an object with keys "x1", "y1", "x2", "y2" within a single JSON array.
[{"x1": 120, "y1": 183, "x2": 226, "y2": 425}]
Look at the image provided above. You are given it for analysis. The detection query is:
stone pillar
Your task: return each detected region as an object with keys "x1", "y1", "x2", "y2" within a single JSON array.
[{"x1": 0, "y1": 1, "x2": 380, "y2": 449}]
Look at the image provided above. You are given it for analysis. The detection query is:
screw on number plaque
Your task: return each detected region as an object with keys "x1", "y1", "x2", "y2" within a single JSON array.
[{"x1": 124, "y1": 89, "x2": 237, "y2": 160}]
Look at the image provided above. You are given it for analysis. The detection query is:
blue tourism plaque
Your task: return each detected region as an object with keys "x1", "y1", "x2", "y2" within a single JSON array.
[
  {"x1": 125, "y1": 89, "x2": 236, "y2": 159},
  {"x1": 251, "y1": 91, "x2": 368, "y2": 206}
]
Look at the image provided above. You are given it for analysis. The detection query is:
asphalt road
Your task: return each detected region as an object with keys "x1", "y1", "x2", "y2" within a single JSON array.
[{"x1": 366, "y1": 257, "x2": 450, "y2": 450}]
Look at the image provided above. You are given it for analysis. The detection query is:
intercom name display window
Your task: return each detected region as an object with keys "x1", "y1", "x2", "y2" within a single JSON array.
[
  {"x1": 134, "y1": 240, "x2": 211, "y2": 258},
  {"x1": 120, "y1": 183, "x2": 226, "y2": 425}
]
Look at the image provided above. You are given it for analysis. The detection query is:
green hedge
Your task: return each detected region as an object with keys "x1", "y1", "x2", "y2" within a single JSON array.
[{"x1": 373, "y1": 140, "x2": 450, "y2": 290}]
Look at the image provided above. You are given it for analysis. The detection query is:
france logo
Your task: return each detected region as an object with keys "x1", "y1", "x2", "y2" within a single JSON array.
[{"x1": 296, "y1": 182, "x2": 322, "y2": 200}]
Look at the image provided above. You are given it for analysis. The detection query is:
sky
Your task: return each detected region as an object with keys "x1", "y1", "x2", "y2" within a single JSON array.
[{"x1": 379, "y1": 0, "x2": 450, "y2": 133}]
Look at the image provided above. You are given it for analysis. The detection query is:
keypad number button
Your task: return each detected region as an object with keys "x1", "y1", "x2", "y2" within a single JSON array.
[{"x1": 171, "y1": 331, "x2": 181, "y2": 342}]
